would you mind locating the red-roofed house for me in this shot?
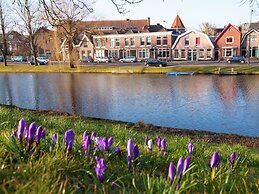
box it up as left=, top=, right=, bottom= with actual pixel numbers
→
left=214, top=23, right=241, bottom=60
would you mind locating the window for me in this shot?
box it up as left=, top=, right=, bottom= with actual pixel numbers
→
left=158, top=48, right=170, bottom=58
left=226, top=37, right=233, bottom=44
left=185, top=37, right=189, bottom=46
left=138, top=49, right=150, bottom=58
left=250, top=34, right=257, bottom=42
left=96, top=39, right=101, bottom=47
left=109, top=50, right=119, bottom=58
left=199, top=49, right=204, bottom=58
left=83, top=40, right=88, bottom=48
left=115, top=38, right=120, bottom=47
left=146, top=37, right=151, bottom=46
left=102, top=40, right=106, bottom=47
left=174, top=49, right=179, bottom=58
left=206, top=49, right=212, bottom=58
left=163, top=37, right=168, bottom=45
left=157, top=37, right=161, bottom=45
left=110, top=38, right=115, bottom=48
left=140, top=37, right=145, bottom=46
left=223, top=48, right=232, bottom=57
left=130, top=37, right=135, bottom=46
left=196, top=37, right=200, bottom=46
left=81, top=50, right=85, bottom=56
left=125, top=38, right=129, bottom=46
left=181, top=49, right=186, bottom=59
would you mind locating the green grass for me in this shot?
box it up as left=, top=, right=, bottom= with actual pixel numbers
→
left=1, top=63, right=259, bottom=74
left=0, top=105, right=258, bottom=193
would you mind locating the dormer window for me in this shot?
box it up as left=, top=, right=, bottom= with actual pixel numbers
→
left=226, top=37, right=233, bottom=44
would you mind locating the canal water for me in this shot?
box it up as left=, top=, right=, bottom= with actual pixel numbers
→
left=0, top=73, right=258, bottom=137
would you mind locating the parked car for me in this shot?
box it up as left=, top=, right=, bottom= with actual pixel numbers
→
left=119, top=56, right=136, bottom=63
left=94, top=56, right=111, bottom=63
left=29, top=57, right=48, bottom=65
left=0, top=56, right=3, bottom=62
left=227, top=56, right=245, bottom=64
left=80, top=56, right=93, bottom=63
left=11, top=55, right=27, bottom=62
left=145, top=59, right=167, bottom=67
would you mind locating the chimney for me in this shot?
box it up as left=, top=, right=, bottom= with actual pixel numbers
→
left=148, top=17, right=150, bottom=26
left=126, top=18, right=130, bottom=21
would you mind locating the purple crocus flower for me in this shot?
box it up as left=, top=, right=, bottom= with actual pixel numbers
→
left=52, top=133, right=57, bottom=144
left=188, top=142, right=194, bottom=155
left=96, top=137, right=110, bottom=152
left=64, top=129, right=75, bottom=153
left=112, top=147, right=121, bottom=154
left=91, top=131, right=96, bottom=141
left=210, top=151, right=220, bottom=169
left=41, top=130, right=46, bottom=138
left=95, top=156, right=106, bottom=182
left=133, top=144, right=139, bottom=160
left=144, top=135, right=148, bottom=146
left=27, top=122, right=36, bottom=148
left=35, top=126, right=43, bottom=145
left=161, top=138, right=166, bottom=153
left=157, top=136, right=161, bottom=150
left=83, top=131, right=88, bottom=142
left=230, top=152, right=236, bottom=166
left=183, top=156, right=191, bottom=174
left=108, top=137, right=114, bottom=148
left=17, top=118, right=27, bottom=145
left=13, top=130, right=17, bottom=137
left=177, top=157, right=184, bottom=176
left=168, top=162, right=176, bottom=185
left=83, top=135, right=91, bottom=157
left=127, top=139, right=134, bottom=167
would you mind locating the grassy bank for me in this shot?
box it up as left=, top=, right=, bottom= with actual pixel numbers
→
left=0, top=105, right=258, bottom=193
left=0, top=64, right=259, bottom=74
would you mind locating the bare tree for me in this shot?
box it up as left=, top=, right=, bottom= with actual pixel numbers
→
left=13, top=0, right=44, bottom=66
left=200, top=22, right=216, bottom=36
left=0, top=0, right=10, bottom=66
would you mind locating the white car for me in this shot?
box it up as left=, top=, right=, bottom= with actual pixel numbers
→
left=119, top=56, right=136, bottom=63
left=94, top=56, right=111, bottom=63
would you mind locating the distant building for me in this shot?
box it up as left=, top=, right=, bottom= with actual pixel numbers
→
left=7, top=31, right=30, bottom=56
left=241, top=29, right=259, bottom=58
left=170, top=14, right=185, bottom=34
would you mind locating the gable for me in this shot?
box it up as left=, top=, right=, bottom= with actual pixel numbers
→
left=214, top=24, right=241, bottom=43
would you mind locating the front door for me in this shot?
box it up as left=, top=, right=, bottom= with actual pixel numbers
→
left=193, top=49, right=197, bottom=61
left=188, top=49, right=192, bottom=60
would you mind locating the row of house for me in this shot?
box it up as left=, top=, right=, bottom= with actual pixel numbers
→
left=5, top=15, right=259, bottom=62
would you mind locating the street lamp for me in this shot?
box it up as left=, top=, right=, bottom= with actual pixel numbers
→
left=248, top=9, right=254, bottom=65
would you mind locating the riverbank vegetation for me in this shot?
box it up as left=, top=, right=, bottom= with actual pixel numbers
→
left=0, top=64, right=259, bottom=74
left=0, top=105, right=258, bottom=193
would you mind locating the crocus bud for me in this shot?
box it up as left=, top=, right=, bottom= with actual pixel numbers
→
left=168, top=162, right=176, bottom=185
left=177, top=157, right=184, bottom=177
left=27, top=122, right=36, bottom=148
left=183, top=156, right=191, bottom=174
left=17, top=118, right=27, bottom=145
left=83, top=135, right=91, bottom=157
left=161, top=138, right=166, bottom=153
left=147, top=139, right=152, bottom=151
left=230, top=152, right=236, bottom=167
left=133, top=144, right=139, bottom=160
left=108, top=137, right=114, bottom=148
left=13, top=130, right=17, bottom=137
left=210, top=151, right=220, bottom=169
left=64, top=129, right=75, bottom=153
left=41, top=130, right=46, bottom=138
left=188, top=142, right=194, bottom=155
left=35, top=126, right=43, bottom=145
left=52, top=133, right=57, bottom=144
left=127, top=139, right=134, bottom=167
left=95, top=156, right=106, bottom=182
left=83, top=131, right=88, bottom=142
left=156, top=136, right=161, bottom=149
left=91, top=131, right=96, bottom=141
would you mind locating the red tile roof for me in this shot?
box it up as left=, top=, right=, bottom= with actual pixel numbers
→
left=171, top=15, right=185, bottom=29
left=214, top=23, right=241, bottom=43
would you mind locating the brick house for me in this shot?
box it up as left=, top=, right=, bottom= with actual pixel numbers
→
left=214, top=23, right=241, bottom=60
left=172, top=29, right=214, bottom=61
left=7, top=31, right=30, bottom=57
left=241, top=29, right=259, bottom=58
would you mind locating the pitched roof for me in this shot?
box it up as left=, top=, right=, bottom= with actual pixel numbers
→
left=171, top=14, right=185, bottom=29
left=172, top=29, right=214, bottom=49
left=241, top=29, right=259, bottom=45
left=76, top=19, right=149, bottom=31
left=214, top=23, right=241, bottom=43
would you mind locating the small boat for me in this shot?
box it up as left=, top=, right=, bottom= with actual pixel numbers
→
left=167, top=71, right=195, bottom=75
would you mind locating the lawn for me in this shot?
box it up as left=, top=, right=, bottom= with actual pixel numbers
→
left=0, top=105, right=258, bottom=193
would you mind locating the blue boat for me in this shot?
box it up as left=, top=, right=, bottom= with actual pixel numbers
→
left=167, top=72, right=195, bottom=75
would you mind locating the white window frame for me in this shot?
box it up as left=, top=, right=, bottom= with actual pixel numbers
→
left=225, top=36, right=234, bottom=44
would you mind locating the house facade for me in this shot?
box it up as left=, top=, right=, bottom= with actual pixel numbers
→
left=172, top=30, right=214, bottom=61
left=214, top=23, right=241, bottom=60
left=241, top=29, right=259, bottom=58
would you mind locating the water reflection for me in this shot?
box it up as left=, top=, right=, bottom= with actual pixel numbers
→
left=0, top=73, right=258, bottom=137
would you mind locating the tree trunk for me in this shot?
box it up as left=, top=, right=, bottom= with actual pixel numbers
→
left=68, top=37, right=75, bottom=68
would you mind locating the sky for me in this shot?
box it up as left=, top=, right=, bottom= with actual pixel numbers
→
left=90, top=0, right=258, bottom=29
